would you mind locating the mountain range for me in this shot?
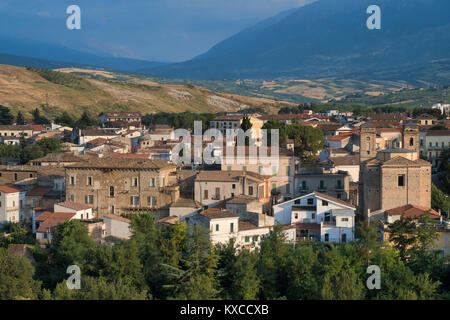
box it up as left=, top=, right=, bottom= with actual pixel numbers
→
left=148, top=0, right=450, bottom=82
left=0, top=0, right=449, bottom=84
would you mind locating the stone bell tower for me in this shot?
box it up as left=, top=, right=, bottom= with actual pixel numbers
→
left=402, top=123, right=420, bottom=158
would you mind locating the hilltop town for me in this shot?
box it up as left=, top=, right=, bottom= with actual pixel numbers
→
left=1, top=104, right=450, bottom=300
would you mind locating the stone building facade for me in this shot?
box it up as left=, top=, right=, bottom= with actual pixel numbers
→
left=359, top=123, right=431, bottom=220
left=65, top=159, right=178, bottom=218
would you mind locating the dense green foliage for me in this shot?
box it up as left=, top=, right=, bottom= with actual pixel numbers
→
left=1, top=214, right=448, bottom=300
left=262, top=120, right=324, bottom=160
left=0, top=105, right=14, bottom=125
left=439, top=148, right=450, bottom=195
left=0, top=137, right=62, bottom=164
left=432, top=184, right=450, bottom=218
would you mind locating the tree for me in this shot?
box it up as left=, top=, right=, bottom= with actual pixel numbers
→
left=287, top=123, right=324, bottom=161
left=21, top=144, right=44, bottom=164
left=431, top=184, right=450, bottom=219
left=52, top=276, right=149, bottom=300
left=262, top=120, right=287, bottom=147
left=0, top=248, right=42, bottom=300
left=439, top=148, right=450, bottom=194
left=164, top=225, right=219, bottom=300
left=227, top=249, right=261, bottom=300
left=240, top=116, right=253, bottom=146
left=32, top=108, right=50, bottom=125
left=55, top=111, right=75, bottom=127
left=38, top=138, right=62, bottom=155
left=389, top=217, right=419, bottom=261
left=257, top=225, right=289, bottom=299
left=0, top=105, right=14, bottom=125
left=16, top=111, right=25, bottom=125
left=76, top=111, right=98, bottom=129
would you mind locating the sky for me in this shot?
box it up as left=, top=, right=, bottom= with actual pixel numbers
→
left=0, top=0, right=315, bottom=62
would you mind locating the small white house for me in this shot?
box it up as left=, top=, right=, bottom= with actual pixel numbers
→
left=169, top=198, right=203, bottom=221
left=273, top=191, right=356, bottom=244
left=103, top=214, right=132, bottom=240
left=54, top=202, right=95, bottom=220
left=0, top=186, right=26, bottom=224
left=188, top=207, right=273, bottom=249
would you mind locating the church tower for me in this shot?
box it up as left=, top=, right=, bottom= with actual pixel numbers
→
left=359, top=123, right=377, bottom=162
left=402, top=123, right=420, bottom=158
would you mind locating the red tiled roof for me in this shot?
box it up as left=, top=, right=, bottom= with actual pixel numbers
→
left=327, top=133, right=353, bottom=141
left=0, top=185, right=21, bottom=193
left=28, top=124, right=46, bottom=132
left=385, top=204, right=440, bottom=219
left=36, top=212, right=76, bottom=233
left=36, top=211, right=75, bottom=223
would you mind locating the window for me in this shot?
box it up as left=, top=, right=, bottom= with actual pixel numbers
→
left=85, top=195, right=94, bottom=204
left=227, top=166, right=232, bottom=171
left=286, top=183, right=290, bottom=194
left=322, top=200, right=328, bottom=206
left=294, top=213, right=298, bottom=219
left=324, top=234, right=329, bottom=242
left=70, top=176, right=75, bottom=185
left=230, top=223, right=234, bottom=232
left=14, top=173, right=18, bottom=181
left=272, top=166, right=277, bottom=176
left=398, top=175, right=405, bottom=187
left=232, top=184, right=236, bottom=189
left=342, top=234, right=347, bottom=243
left=258, top=166, right=262, bottom=174
left=311, top=213, right=316, bottom=219
left=342, top=218, right=349, bottom=222
left=410, top=137, right=414, bottom=147
left=215, top=188, right=220, bottom=199
left=429, top=142, right=432, bottom=147
left=249, top=186, right=254, bottom=196
left=70, top=195, right=74, bottom=202
left=29, top=173, right=33, bottom=178
left=242, top=166, right=247, bottom=172
left=337, top=180, right=342, bottom=189
left=162, top=177, right=166, bottom=187
left=307, top=198, right=314, bottom=205
left=301, top=181, right=307, bottom=190
left=216, top=224, right=219, bottom=232
left=81, top=214, right=84, bottom=220
left=132, top=178, right=138, bottom=187
left=252, top=236, right=258, bottom=243
left=130, top=196, right=140, bottom=206
left=204, top=190, right=208, bottom=200
left=151, top=178, right=156, bottom=187
left=19, top=200, right=23, bottom=209
left=87, top=177, right=92, bottom=186
left=109, top=186, right=115, bottom=197
left=319, top=180, right=325, bottom=189
left=245, top=236, right=250, bottom=243
left=286, top=166, right=291, bottom=176
left=272, top=183, right=276, bottom=191
left=109, top=205, right=115, bottom=214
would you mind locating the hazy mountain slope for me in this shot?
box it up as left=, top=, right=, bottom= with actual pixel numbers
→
left=148, top=0, right=450, bottom=82
left=0, top=64, right=290, bottom=118
left=0, top=37, right=166, bottom=72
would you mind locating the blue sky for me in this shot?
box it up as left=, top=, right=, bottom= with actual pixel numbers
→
left=0, top=0, right=314, bottom=62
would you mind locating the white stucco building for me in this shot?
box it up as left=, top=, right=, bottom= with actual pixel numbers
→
left=0, top=186, right=26, bottom=224
left=273, top=191, right=356, bottom=244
